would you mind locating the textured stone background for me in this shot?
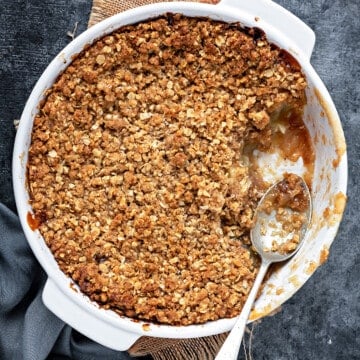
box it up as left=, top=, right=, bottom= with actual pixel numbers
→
left=0, top=0, right=359, bottom=359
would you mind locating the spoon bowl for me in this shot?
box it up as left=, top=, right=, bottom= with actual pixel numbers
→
left=215, top=174, right=312, bottom=360
left=251, top=174, right=312, bottom=263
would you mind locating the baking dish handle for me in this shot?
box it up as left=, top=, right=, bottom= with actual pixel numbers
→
left=218, top=0, right=316, bottom=59
left=42, top=278, right=141, bottom=351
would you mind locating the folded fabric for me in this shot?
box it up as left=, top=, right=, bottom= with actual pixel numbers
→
left=0, top=204, right=134, bottom=360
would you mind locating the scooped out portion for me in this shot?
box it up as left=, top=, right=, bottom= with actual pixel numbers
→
left=27, top=14, right=314, bottom=325
left=258, top=173, right=311, bottom=255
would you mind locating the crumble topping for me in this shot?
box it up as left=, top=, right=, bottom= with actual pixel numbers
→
left=28, top=14, right=307, bottom=325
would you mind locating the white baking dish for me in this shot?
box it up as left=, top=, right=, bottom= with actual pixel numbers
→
left=12, top=0, right=347, bottom=351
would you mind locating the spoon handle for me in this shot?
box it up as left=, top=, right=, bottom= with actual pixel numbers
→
left=215, top=260, right=271, bottom=360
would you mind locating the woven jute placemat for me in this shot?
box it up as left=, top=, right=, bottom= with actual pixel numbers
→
left=88, top=0, right=219, bottom=27
left=88, top=1, right=228, bottom=359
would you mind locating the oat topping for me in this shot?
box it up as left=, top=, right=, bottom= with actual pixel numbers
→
left=27, top=14, right=307, bottom=325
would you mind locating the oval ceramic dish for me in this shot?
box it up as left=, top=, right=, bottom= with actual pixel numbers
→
left=13, top=0, right=347, bottom=351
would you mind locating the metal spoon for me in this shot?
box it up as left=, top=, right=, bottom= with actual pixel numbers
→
left=215, top=175, right=312, bottom=360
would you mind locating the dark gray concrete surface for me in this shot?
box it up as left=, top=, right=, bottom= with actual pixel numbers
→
left=0, top=1, right=359, bottom=359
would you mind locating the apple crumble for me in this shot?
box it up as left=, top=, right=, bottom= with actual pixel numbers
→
left=27, top=14, right=309, bottom=325
left=259, top=173, right=310, bottom=254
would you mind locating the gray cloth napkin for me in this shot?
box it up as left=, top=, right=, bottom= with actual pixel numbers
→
left=0, top=203, right=134, bottom=360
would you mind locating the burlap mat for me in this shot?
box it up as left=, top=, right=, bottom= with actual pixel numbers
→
left=88, top=1, right=229, bottom=359
left=88, top=0, right=219, bottom=27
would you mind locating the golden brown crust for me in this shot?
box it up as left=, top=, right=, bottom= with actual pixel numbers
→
left=28, top=14, right=307, bottom=325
